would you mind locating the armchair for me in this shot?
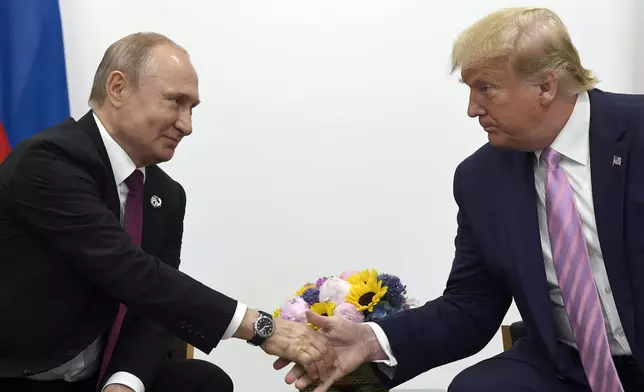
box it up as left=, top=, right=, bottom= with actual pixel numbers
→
left=501, top=321, right=526, bottom=350
left=166, top=336, right=194, bottom=359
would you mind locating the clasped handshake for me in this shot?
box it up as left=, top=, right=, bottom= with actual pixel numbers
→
left=260, top=310, right=384, bottom=392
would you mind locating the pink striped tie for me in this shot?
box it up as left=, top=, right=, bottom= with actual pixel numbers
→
left=542, top=147, right=623, bottom=392
left=96, top=170, right=144, bottom=390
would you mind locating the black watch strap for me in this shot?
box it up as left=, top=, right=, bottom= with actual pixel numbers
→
left=248, top=310, right=273, bottom=346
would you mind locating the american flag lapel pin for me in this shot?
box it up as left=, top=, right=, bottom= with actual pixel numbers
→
left=612, top=155, right=622, bottom=166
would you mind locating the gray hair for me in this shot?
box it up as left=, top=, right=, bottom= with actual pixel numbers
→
left=88, top=32, right=185, bottom=107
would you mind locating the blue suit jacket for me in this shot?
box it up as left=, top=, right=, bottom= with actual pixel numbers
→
left=376, top=89, right=644, bottom=387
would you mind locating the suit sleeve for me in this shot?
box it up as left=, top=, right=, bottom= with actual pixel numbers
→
left=7, top=141, right=237, bottom=354
left=372, top=163, right=512, bottom=387
left=103, top=183, right=188, bottom=390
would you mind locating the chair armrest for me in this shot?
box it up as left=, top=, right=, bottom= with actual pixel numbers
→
left=501, top=321, right=527, bottom=351
left=167, top=336, right=192, bottom=359
left=509, top=321, right=526, bottom=343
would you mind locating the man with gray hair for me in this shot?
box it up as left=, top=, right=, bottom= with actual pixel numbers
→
left=0, top=32, right=335, bottom=392
left=280, top=7, right=644, bottom=392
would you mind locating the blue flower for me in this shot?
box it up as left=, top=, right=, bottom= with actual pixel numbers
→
left=302, top=288, right=320, bottom=306
left=377, top=273, right=406, bottom=310
left=365, top=301, right=393, bottom=321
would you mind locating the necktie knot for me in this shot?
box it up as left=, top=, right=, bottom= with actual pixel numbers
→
left=124, top=170, right=144, bottom=197
left=541, top=147, right=562, bottom=170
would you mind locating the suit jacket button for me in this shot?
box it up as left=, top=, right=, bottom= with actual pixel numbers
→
left=23, top=369, right=32, bottom=375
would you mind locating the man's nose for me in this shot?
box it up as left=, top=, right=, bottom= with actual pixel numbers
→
left=176, top=109, right=193, bottom=135
left=467, top=91, right=486, bottom=118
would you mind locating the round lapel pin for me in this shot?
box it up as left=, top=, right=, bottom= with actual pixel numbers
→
left=150, top=195, right=162, bottom=208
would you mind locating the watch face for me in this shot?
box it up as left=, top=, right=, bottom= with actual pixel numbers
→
left=256, top=316, right=274, bottom=337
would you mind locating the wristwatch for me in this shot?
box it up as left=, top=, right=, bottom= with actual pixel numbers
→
left=247, top=310, right=275, bottom=346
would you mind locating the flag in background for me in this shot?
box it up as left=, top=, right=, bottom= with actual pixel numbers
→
left=0, top=0, right=70, bottom=163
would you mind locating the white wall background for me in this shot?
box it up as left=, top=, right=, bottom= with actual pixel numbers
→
left=58, top=1, right=638, bottom=390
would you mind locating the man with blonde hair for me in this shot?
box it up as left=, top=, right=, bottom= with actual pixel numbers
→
left=279, top=7, right=644, bottom=392
left=0, top=32, right=336, bottom=392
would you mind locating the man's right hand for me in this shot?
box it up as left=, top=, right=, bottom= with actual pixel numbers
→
left=234, top=309, right=337, bottom=382
left=261, top=316, right=337, bottom=382
left=273, top=311, right=386, bottom=392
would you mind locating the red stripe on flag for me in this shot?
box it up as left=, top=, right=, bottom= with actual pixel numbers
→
left=0, top=122, right=11, bottom=163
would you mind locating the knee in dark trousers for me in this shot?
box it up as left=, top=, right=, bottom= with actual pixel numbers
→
left=448, top=360, right=501, bottom=392
left=448, top=360, right=506, bottom=392
left=151, top=358, right=233, bottom=392
left=447, top=356, right=582, bottom=392
left=190, top=359, right=233, bottom=392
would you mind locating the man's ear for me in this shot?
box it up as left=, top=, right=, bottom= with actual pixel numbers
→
left=105, top=71, right=130, bottom=108
left=538, top=72, right=558, bottom=106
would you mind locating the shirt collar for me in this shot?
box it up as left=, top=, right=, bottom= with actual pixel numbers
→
left=534, top=91, right=590, bottom=166
left=93, top=112, right=146, bottom=186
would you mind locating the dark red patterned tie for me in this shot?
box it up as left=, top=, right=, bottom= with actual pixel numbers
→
left=96, top=170, right=144, bottom=390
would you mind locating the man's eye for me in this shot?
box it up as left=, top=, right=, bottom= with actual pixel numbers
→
left=480, top=85, right=491, bottom=93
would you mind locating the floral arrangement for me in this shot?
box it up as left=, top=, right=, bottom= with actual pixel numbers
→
left=273, top=269, right=418, bottom=327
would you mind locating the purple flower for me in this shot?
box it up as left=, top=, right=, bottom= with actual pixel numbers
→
left=302, top=288, right=320, bottom=306
left=378, top=273, right=406, bottom=310
left=315, top=277, right=328, bottom=288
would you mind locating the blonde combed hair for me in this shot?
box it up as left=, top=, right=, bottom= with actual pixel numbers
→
left=450, top=7, right=598, bottom=95
left=89, top=32, right=185, bottom=107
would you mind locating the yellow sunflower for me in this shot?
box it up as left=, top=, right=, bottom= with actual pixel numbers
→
left=346, top=269, right=378, bottom=285
left=310, top=301, right=336, bottom=317
left=308, top=301, right=336, bottom=329
left=295, top=283, right=316, bottom=297
left=346, top=277, right=387, bottom=312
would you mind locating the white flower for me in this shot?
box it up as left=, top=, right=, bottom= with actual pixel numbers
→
left=319, top=277, right=352, bottom=305
left=405, top=298, right=420, bottom=309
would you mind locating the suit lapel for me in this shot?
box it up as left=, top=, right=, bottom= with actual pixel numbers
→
left=78, top=110, right=168, bottom=252
left=501, top=151, right=559, bottom=356
left=77, top=111, right=120, bottom=218
left=587, top=90, right=634, bottom=340
left=141, top=166, right=165, bottom=253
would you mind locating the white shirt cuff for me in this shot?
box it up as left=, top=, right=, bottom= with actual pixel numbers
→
left=365, top=322, right=398, bottom=367
left=222, top=302, right=247, bottom=340
left=102, top=371, right=145, bottom=392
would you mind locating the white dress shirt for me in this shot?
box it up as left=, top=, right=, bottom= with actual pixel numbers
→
left=28, top=112, right=247, bottom=391
left=368, top=91, right=632, bottom=374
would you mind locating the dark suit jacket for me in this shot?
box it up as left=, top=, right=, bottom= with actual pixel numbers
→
left=375, top=89, right=644, bottom=387
left=0, top=111, right=237, bottom=384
